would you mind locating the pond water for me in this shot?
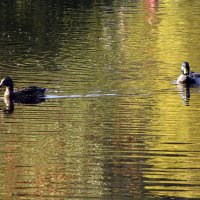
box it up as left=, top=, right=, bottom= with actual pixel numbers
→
left=1, top=0, right=200, bottom=199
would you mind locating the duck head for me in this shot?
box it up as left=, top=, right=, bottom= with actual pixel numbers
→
left=0, top=77, right=14, bottom=91
left=181, top=62, right=190, bottom=75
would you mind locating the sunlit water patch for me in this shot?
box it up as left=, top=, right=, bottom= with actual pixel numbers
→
left=1, top=0, right=200, bottom=199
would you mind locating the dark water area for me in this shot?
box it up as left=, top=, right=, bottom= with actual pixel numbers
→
left=1, top=0, right=200, bottom=199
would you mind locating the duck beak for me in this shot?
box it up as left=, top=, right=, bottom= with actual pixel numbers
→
left=183, top=67, right=188, bottom=75
left=181, top=65, right=189, bottom=75
left=0, top=80, right=3, bottom=87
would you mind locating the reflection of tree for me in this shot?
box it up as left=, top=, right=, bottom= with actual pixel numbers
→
left=2, top=0, right=200, bottom=199
left=0, top=0, right=120, bottom=73
left=144, top=0, right=159, bottom=25
left=0, top=0, right=116, bottom=48
left=96, top=95, right=153, bottom=199
left=0, top=0, right=63, bottom=64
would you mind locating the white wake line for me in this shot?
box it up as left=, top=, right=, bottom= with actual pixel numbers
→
left=43, top=93, right=117, bottom=99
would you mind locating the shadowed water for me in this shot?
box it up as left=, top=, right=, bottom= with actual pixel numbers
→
left=1, top=0, right=200, bottom=199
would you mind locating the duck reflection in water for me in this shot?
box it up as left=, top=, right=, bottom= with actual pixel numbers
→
left=2, top=98, right=14, bottom=114
left=177, top=85, right=190, bottom=106
left=0, top=77, right=46, bottom=113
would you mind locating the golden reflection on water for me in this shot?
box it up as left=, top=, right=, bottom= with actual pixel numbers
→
left=0, top=100, right=107, bottom=199
left=109, top=0, right=200, bottom=198
left=1, top=0, right=200, bottom=199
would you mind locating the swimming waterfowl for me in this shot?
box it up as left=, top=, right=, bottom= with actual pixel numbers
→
left=0, top=77, right=46, bottom=104
left=177, top=62, right=200, bottom=85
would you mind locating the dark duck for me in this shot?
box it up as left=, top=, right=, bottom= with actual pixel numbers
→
left=177, top=62, right=200, bottom=85
left=0, top=77, right=46, bottom=104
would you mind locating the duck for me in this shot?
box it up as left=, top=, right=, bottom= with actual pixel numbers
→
left=177, top=62, right=200, bottom=85
left=0, top=76, right=46, bottom=104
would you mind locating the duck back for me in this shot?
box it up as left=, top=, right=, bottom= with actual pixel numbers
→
left=14, top=86, right=46, bottom=104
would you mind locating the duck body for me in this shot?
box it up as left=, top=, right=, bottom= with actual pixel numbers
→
left=13, top=86, right=46, bottom=104
left=0, top=77, right=46, bottom=104
left=177, top=62, right=200, bottom=85
left=177, top=74, right=195, bottom=85
left=189, top=72, right=200, bottom=84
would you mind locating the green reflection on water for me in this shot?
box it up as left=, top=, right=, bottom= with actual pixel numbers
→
left=0, top=0, right=200, bottom=199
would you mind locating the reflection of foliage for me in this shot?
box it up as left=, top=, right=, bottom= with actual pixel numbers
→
left=0, top=0, right=124, bottom=76
left=0, top=0, right=64, bottom=50
left=0, top=0, right=120, bottom=69
left=0, top=0, right=115, bottom=38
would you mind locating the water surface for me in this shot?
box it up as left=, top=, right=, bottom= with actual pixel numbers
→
left=1, top=0, right=200, bottom=199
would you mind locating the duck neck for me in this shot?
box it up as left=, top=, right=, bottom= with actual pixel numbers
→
left=5, top=86, right=14, bottom=99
